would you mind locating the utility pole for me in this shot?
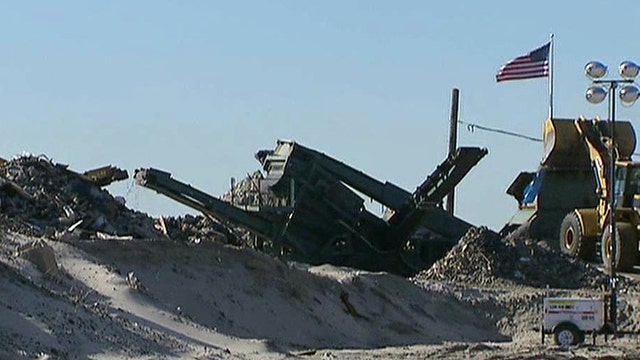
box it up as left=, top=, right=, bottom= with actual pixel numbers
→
left=585, top=59, right=640, bottom=334
left=446, top=88, right=460, bottom=215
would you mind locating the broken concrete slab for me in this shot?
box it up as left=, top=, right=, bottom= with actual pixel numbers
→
left=15, top=240, right=61, bottom=282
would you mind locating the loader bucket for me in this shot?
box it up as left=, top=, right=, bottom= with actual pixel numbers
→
left=612, top=122, right=636, bottom=161
left=542, top=118, right=591, bottom=169
left=541, top=118, right=637, bottom=168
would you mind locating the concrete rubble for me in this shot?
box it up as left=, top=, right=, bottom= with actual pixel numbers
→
left=0, top=155, right=160, bottom=239
left=220, top=170, right=281, bottom=207
left=0, top=155, right=270, bottom=249
left=15, top=239, right=61, bottom=282
left=415, top=227, right=609, bottom=289
left=159, top=214, right=242, bottom=245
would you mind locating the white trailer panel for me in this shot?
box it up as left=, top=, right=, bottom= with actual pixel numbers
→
left=543, top=297, right=604, bottom=332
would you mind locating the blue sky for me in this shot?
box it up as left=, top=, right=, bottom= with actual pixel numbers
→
left=1, top=1, right=639, bottom=230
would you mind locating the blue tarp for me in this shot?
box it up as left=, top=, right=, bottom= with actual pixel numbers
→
left=522, top=169, right=545, bottom=205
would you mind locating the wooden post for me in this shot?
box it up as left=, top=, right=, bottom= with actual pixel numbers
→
left=230, top=177, right=236, bottom=205
left=446, top=88, right=459, bottom=215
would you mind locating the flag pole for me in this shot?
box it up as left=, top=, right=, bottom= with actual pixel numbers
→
left=549, top=33, right=554, bottom=120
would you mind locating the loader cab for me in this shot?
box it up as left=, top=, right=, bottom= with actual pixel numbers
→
left=614, top=163, right=640, bottom=209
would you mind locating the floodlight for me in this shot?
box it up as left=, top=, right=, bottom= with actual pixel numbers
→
left=619, top=85, right=640, bottom=105
left=585, top=61, right=607, bottom=79
left=619, top=61, right=640, bottom=78
left=586, top=86, right=607, bottom=104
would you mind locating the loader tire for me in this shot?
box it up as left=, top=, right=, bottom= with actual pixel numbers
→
left=559, top=212, right=595, bottom=260
left=601, top=223, right=638, bottom=272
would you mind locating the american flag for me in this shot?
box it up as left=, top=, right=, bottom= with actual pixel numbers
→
left=496, top=42, right=550, bottom=82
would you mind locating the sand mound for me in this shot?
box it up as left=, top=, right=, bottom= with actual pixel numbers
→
left=0, top=230, right=510, bottom=358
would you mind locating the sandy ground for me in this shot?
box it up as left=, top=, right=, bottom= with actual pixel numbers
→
left=1, top=231, right=640, bottom=359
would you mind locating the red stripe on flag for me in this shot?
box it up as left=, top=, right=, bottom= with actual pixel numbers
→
left=496, top=42, right=550, bottom=82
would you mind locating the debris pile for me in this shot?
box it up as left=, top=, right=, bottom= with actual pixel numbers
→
left=416, top=227, right=608, bottom=289
left=0, top=155, right=159, bottom=239
left=220, top=170, right=281, bottom=207
left=159, top=215, right=242, bottom=245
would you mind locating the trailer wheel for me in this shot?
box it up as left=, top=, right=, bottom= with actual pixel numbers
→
left=601, top=223, right=638, bottom=272
left=559, top=212, right=595, bottom=260
left=553, top=323, right=583, bottom=346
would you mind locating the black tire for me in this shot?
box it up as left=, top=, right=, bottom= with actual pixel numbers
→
left=559, top=212, right=595, bottom=260
left=601, top=223, right=638, bottom=272
left=553, top=323, right=583, bottom=346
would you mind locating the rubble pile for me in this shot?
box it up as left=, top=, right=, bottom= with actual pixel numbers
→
left=0, top=156, right=160, bottom=239
left=416, top=227, right=608, bottom=289
left=220, top=171, right=282, bottom=207
left=160, top=214, right=241, bottom=245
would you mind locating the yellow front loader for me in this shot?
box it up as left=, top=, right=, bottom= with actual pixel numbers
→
left=554, top=118, right=639, bottom=270
left=504, top=117, right=640, bottom=271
